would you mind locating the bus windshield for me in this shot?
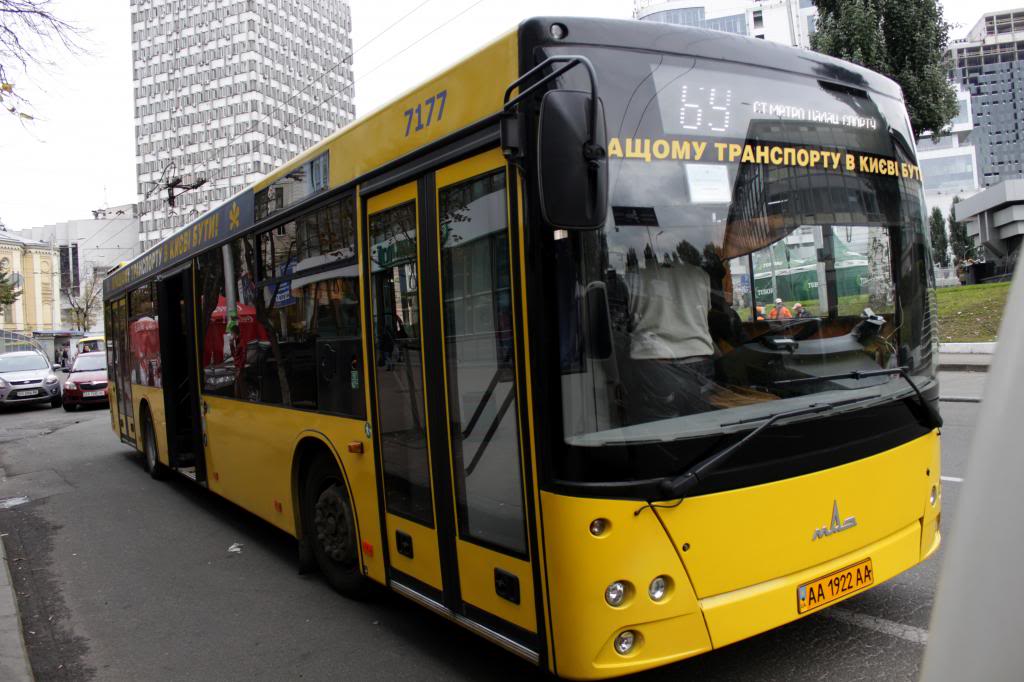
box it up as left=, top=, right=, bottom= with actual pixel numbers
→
left=549, top=49, right=936, bottom=451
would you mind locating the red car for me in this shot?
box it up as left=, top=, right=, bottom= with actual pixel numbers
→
left=63, top=352, right=110, bottom=410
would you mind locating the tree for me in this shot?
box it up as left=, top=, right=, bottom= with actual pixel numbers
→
left=0, top=266, right=20, bottom=309
left=929, top=206, right=949, bottom=267
left=812, top=0, right=958, bottom=137
left=948, top=195, right=976, bottom=265
left=0, top=0, right=79, bottom=121
left=63, top=274, right=102, bottom=331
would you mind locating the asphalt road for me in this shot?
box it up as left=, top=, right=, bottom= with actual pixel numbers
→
left=0, top=391, right=978, bottom=681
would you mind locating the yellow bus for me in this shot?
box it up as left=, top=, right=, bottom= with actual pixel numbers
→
left=103, top=17, right=943, bottom=678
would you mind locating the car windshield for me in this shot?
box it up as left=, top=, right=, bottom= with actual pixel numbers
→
left=73, top=355, right=107, bottom=372
left=0, top=354, right=49, bottom=373
left=547, top=48, right=936, bottom=448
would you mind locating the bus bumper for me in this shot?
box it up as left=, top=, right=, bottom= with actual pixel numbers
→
left=700, top=519, right=932, bottom=648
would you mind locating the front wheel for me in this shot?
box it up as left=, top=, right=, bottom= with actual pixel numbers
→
left=142, top=410, right=167, bottom=480
left=303, top=456, right=368, bottom=598
left=62, top=402, right=75, bottom=412
left=50, top=396, right=62, bottom=408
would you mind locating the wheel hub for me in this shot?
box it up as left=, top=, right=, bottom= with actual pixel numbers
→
left=314, top=485, right=352, bottom=564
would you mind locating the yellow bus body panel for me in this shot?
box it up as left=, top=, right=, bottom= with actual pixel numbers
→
left=539, top=492, right=712, bottom=679
left=655, top=430, right=941, bottom=599
left=699, top=520, right=923, bottom=648
left=385, top=513, right=443, bottom=592
left=541, top=430, right=941, bottom=679
left=455, top=539, right=537, bottom=633
left=202, top=396, right=384, bottom=583
left=131, top=385, right=167, bottom=465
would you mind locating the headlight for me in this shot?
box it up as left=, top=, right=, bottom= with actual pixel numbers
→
left=65, top=381, right=77, bottom=390
left=605, top=581, right=628, bottom=607
left=44, top=374, right=58, bottom=384
left=648, top=576, right=670, bottom=601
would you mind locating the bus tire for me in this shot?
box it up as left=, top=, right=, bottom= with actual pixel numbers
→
left=303, top=456, right=367, bottom=598
left=141, top=408, right=167, bottom=481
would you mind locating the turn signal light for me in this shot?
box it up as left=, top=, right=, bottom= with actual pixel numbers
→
left=348, top=441, right=364, bottom=454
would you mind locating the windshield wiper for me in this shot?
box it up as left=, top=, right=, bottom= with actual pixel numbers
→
left=772, top=366, right=942, bottom=429
left=657, top=402, right=837, bottom=500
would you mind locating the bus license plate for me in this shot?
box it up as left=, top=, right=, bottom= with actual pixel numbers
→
left=797, top=558, right=873, bottom=614
left=84, top=391, right=104, bottom=397
left=18, top=389, right=40, bottom=397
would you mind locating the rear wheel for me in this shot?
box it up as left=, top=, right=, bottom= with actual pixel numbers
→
left=303, top=455, right=367, bottom=598
left=142, top=409, right=167, bottom=480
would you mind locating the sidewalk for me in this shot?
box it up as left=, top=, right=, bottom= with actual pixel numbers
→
left=0, top=529, right=33, bottom=682
left=937, top=342, right=994, bottom=373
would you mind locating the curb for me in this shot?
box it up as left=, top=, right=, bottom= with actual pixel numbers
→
left=0, top=534, right=33, bottom=682
left=939, top=342, right=997, bottom=355
left=937, top=363, right=989, bottom=373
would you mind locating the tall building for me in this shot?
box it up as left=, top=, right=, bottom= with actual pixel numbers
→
left=634, top=0, right=818, bottom=49
left=948, top=9, right=1024, bottom=188
left=915, top=86, right=981, bottom=219
left=20, top=204, right=140, bottom=331
left=131, top=0, right=355, bottom=248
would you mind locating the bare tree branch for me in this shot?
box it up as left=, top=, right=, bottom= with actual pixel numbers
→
left=0, top=0, right=82, bottom=120
left=62, top=273, right=102, bottom=331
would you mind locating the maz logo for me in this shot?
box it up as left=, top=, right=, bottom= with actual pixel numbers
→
left=812, top=500, right=857, bottom=540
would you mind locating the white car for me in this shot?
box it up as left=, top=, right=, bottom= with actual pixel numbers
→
left=0, top=351, right=62, bottom=408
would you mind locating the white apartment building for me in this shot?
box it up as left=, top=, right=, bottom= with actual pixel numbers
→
left=131, top=0, right=355, bottom=248
left=634, top=0, right=819, bottom=48
left=19, top=204, right=140, bottom=331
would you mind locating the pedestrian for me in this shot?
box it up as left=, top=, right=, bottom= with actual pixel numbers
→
left=793, top=303, right=811, bottom=318
left=768, top=298, right=792, bottom=320
left=380, top=324, right=395, bottom=371
left=61, top=347, right=69, bottom=369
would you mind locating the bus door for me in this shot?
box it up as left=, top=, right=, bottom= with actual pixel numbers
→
left=104, top=302, right=121, bottom=437
left=111, top=296, right=135, bottom=443
left=156, top=264, right=206, bottom=482
left=366, top=151, right=538, bottom=658
left=366, top=182, right=446, bottom=596
left=431, top=150, right=537, bottom=653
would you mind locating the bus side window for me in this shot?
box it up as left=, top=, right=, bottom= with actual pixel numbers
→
left=195, top=197, right=364, bottom=415
left=196, top=238, right=260, bottom=399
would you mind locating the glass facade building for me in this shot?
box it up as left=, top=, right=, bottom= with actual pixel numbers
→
left=634, top=0, right=818, bottom=48
left=948, top=9, right=1024, bottom=187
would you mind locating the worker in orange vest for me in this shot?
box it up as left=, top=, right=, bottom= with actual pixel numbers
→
left=768, top=298, right=793, bottom=320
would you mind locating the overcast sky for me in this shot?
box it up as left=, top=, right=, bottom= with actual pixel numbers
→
left=0, top=0, right=1016, bottom=231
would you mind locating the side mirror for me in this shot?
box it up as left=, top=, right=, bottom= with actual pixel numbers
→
left=53, top=364, right=61, bottom=371
left=538, top=90, right=608, bottom=229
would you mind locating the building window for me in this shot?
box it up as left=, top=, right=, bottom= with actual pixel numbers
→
left=59, top=244, right=80, bottom=292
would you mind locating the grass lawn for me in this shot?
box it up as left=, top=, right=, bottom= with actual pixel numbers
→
left=935, top=281, right=1011, bottom=343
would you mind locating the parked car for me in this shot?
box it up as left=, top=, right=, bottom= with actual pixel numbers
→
left=0, top=350, right=62, bottom=408
left=62, top=351, right=110, bottom=411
